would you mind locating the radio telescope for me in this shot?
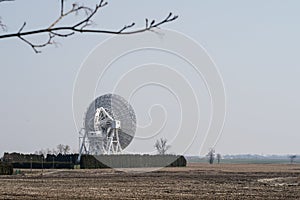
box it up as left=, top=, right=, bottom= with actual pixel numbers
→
left=78, top=94, right=136, bottom=160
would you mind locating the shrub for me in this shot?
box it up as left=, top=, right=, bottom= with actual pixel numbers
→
left=0, top=162, right=13, bottom=175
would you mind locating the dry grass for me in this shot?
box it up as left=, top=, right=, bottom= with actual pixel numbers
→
left=0, top=163, right=299, bottom=199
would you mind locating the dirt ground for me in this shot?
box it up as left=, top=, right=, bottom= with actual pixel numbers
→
left=0, top=163, right=299, bottom=199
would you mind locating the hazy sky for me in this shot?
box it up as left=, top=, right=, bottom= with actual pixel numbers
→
left=0, top=0, right=299, bottom=156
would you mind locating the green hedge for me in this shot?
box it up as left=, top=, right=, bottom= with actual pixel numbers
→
left=80, top=154, right=187, bottom=169
left=0, top=162, right=13, bottom=175
left=11, top=162, right=74, bottom=169
left=3, top=153, right=79, bottom=169
left=3, top=152, right=186, bottom=169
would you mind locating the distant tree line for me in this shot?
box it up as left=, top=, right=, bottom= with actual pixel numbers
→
left=34, top=144, right=72, bottom=157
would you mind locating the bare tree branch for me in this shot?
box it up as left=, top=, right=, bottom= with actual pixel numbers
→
left=60, top=0, right=64, bottom=16
left=48, top=1, right=96, bottom=29
left=0, top=0, right=178, bottom=53
left=18, top=33, right=55, bottom=54
left=18, top=22, right=26, bottom=33
left=17, top=23, right=57, bottom=53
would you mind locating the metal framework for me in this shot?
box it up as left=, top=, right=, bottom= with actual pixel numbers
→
left=77, top=94, right=136, bottom=162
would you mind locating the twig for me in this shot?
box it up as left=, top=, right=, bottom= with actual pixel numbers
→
left=0, top=0, right=178, bottom=53
left=48, top=2, right=95, bottom=29
left=18, top=33, right=55, bottom=53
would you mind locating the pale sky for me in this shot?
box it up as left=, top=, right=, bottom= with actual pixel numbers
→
left=0, top=0, right=299, bottom=156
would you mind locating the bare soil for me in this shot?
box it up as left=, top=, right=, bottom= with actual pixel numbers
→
left=0, top=163, right=300, bottom=199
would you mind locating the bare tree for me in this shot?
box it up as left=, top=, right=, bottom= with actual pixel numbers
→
left=0, top=0, right=178, bottom=53
left=37, top=149, right=46, bottom=157
left=46, top=148, right=52, bottom=155
left=154, top=138, right=170, bottom=155
left=52, top=148, right=58, bottom=156
left=34, top=146, right=63, bottom=156
left=289, top=155, right=297, bottom=164
left=57, top=144, right=64, bottom=154
left=207, top=148, right=215, bottom=164
left=63, top=145, right=71, bottom=155
left=216, top=153, right=221, bottom=164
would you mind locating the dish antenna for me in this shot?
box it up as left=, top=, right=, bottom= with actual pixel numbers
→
left=78, top=94, right=136, bottom=162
